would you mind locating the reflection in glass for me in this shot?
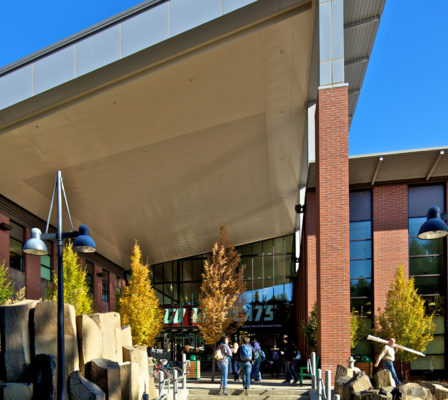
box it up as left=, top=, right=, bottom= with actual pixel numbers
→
left=350, top=260, right=372, bottom=279
left=191, top=282, right=201, bottom=304
left=181, top=282, right=191, bottom=304
left=274, top=237, right=283, bottom=254
left=182, top=260, right=192, bottom=281
left=414, top=276, right=445, bottom=296
left=284, top=235, right=293, bottom=253
left=264, top=256, right=273, bottom=280
left=273, top=255, right=285, bottom=278
left=409, top=217, right=426, bottom=237
left=350, top=241, right=372, bottom=260
left=409, top=238, right=444, bottom=256
left=192, top=259, right=203, bottom=280
left=350, top=221, right=372, bottom=241
left=263, top=239, right=273, bottom=255
left=253, top=257, right=262, bottom=279
left=350, top=278, right=372, bottom=297
left=410, top=256, right=445, bottom=275
left=164, top=262, right=173, bottom=282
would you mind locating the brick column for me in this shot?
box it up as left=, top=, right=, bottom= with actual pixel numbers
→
left=24, top=228, right=42, bottom=299
left=372, top=185, right=409, bottom=314
left=0, top=214, right=10, bottom=267
left=93, top=264, right=103, bottom=312
left=109, top=272, right=117, bottom=312
left=305, top=191, right=318, bottom=317
left=316, top=85, right=350, bottom=374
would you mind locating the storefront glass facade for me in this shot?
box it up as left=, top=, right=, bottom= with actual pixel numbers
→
left=408, top=184, right=446, bottom=371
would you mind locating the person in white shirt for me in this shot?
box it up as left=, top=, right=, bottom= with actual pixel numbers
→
left=374, top=338, right=401, bottom=385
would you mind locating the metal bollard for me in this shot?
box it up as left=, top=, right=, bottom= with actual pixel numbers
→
left=159, top=370, right=164, bottom=397
left=311, top=352, right=317, bottom=390
left=317, top=369, right=322, bottom=400
left=182, top=353, right=187, bottom=389
left=325, top=370, right=332, bottom=400
left=173, top=368, right=178, bottom=400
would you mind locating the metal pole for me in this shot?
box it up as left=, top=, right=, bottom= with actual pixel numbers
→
left=159, top=370, right=164, bottom=397
left=317, top=369, right=322, bottom=400
left=56, top=170, right=66, bottom=400
left=173, top=369, right=178, bottom=400
left=182, top=353, right=187, bottom=389
left=325, top=370, right=332, bottom=400
left=311, top=352, right=317, bottom=390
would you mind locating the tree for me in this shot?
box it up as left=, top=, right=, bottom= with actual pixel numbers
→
left=303, top=302, right=318, bottom=351
left=119, top=241, right=163, bottom=346
left=198, top=226, right=246, bottom=346
left=350, top=309, right=360, bottom=350
left=375, top=265, right=435, bottom=363
left=0, top=261, right=14, bottom=305
left=46, top=242, right=93, bottom=315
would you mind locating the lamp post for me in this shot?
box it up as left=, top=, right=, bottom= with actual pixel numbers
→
left=417, top=206, right=448, bottom=240
left=23, top=171, right=96, bottom=400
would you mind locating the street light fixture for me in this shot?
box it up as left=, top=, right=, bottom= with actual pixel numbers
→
left=417, top=206, right=448, bottom=240
left=23, top=171, right=96, bottom=400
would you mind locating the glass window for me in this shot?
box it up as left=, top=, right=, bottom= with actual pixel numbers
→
left=350, top=221, right=372, bottom=241
left=284, top=235, right=294, bottom=254
left=153, top=263, right=163, bottom=283
left=410, top=256, right=445, bottom=275
left=240, top=244, right=252, bottom=256
left=253, top=242, right=262, bottom=255
left=409, top=237, right=444, bottom=256
left=192, top=259, right=202, bottom=281
left=85, top=261, right=93, bottom=295
left=164, top=262, right=173, bottom=282
left=182, top=260, right=192, bottom=281
left=253, top=257, right=262, bottom=280
left=262, top=239, right=273, bottom=255
left=350, top=279, right=372, bottom=298
left=409, top=185, right=444, bottom=218
left=264, top=255, right=273, bottom=280
left=102, top=279, right=109, bottom=302
left=181, top=282, right=191, bottom=304
left=9, top=238, right=24, bottom=271
left=349, top=191, right=372, bottom=221
left=350, top=260, right=372, bottom=279
left=40, top=255, right=51, bottom=281
left=273, top=237, right=283, bottom=254
left=350, top=241, right=372, bottom=260
left=273, top=255, right=285, bottom=278
left=413, top=276, right=445, bottom=296
left=191, top=282, right=201, bottom=305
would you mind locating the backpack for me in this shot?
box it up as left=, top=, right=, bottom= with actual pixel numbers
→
left=240, top=344, right=253, bottom=362
left=259, top=349, right=266, bottom=361
left=215, top=346, right=224, bottom=361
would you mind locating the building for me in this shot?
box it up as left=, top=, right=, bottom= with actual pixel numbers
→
left=2, top=0, right=444, bottom=377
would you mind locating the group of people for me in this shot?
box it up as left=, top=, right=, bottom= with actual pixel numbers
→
left=215, top=334, right=301, bottom=396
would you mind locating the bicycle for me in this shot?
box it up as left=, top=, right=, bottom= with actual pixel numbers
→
left=152, top=359, right=183, bottom=384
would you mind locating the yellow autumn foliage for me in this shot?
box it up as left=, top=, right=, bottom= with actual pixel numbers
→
left=119, top=241, right=163, bottom=346
left=198, top=226, right=246, bottom=345
left=375, top=265, right=435, bottom=362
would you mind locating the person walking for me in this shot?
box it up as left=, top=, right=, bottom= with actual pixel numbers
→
left=239, top=337, right=254, bottom=396
left=251, top=339, right=265, bottom=382
left=280, top=335, right=299, bottom=384
left=374, top=338, right=401, bottom=386
left=215, top=336, right=233, bottom=395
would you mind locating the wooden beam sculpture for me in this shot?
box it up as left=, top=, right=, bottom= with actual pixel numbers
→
left=367, top=335, right=425, bottom=357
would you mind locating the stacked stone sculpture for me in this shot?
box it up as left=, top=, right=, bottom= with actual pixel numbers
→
left=0, top=300, right=154, bottom=399
left=335, top=362, right=448, bottom=400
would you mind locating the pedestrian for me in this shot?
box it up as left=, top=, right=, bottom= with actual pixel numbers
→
left=239, top=336, right=255, bottom=396
left=251, top=339, right=265, bottom=382
left=271, top=345, right=281, bottom=377
left=374, top=338, right=401, bottom=386
left=232, top=342, right=240, bottom=381
left=215, top=336, right=233, bottom=395
left=280, top=335, right=299, bottom=384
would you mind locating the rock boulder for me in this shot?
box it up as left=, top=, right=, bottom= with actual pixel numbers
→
left=374, top=369, right=396, bottom=389
left=68, top=370, right=105, bottom=400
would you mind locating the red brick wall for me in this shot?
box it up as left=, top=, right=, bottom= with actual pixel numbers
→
left=93, top=264, right=103, bottom=312
left=0, top=214, right=10, bottom=267
left=305, top=191, right=318, bottom=317
left=316, top=85, right=350, bottom=375
left=24, top=228, right=42, bottom=299
left=372, top=185, right=409, bottom=314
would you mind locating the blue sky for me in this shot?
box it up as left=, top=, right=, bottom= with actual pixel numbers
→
left=1, top=1, right=446, bottom=156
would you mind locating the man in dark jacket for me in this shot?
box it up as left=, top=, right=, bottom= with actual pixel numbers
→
left=280, top=335, right=299, bottom=384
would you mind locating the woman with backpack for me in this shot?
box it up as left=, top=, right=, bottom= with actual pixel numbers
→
left=215, top=336, right=233, bottom=396
left=238, top=337, right=255, bottom=396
